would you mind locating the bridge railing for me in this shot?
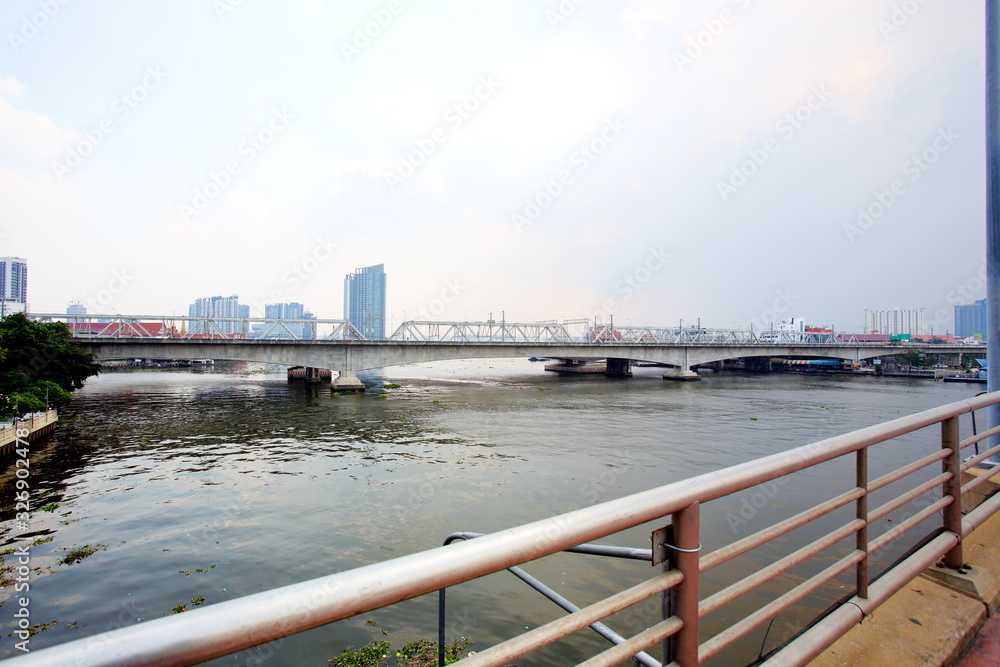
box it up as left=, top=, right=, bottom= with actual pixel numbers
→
left=32, top=313, right=981, bottom=349
left=28, top=314, right=365, bottom=341
left=10, top=392, right=1000, bottom=666
left=387, top=320, right=863, bottom=345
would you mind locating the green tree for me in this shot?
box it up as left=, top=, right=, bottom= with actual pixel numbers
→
left=891, top=351, right=933, bottom=368
left=0, top=313, right=101, bottom=419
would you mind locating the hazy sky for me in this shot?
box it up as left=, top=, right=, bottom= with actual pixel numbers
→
left=0, top=1, right=988, bottom=334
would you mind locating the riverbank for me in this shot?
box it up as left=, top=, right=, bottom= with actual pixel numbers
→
left=0, top=409, right=58, bottom=457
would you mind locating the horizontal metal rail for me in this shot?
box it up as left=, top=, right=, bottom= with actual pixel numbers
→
left=963, top=441, right=1000, bottom=472
left=440, top=533, right=657, bottom=666
left=700, top=486, right=863, bottom=572
left=868, top=473, right=950, bottom=523
left=505, top=566, right=661, bottom=667
left=455, top=569, right=682, bottom=667
left=961, top=423, right=1000, bottom=450
left=9, top=393, right=1000, bottom=667
left=699, top=519, right=866, bottom=617
left=868, top=449, right=949, bottom=493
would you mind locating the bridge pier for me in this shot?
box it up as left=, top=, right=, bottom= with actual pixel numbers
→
left=663, top=368, right=701, bottom=382
left=332, top=370, right=365, bottom=393
left=605, top=358, right=632, bottom=378
left=287, top=366, right=332, bottom=383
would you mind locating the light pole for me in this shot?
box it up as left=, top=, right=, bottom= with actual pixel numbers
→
left=989, top=0, right=1000, bottom=464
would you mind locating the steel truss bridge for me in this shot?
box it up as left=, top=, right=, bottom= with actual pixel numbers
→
left=34, top=313, right=877, bottom=345
left=30, top=313, right=983, bottom=385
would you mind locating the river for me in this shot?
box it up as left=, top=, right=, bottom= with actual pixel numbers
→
left=0, top=360, right=981, bottom=665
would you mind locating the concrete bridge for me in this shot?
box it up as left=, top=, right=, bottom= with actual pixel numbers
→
left=74, top=337, right=982, bottom=389
left=37, top=314, right=981, bottom=389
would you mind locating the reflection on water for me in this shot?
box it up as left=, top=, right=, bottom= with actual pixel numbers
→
left=0, top=359, right=980, bottom=665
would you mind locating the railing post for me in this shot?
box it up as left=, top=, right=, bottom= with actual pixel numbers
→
left=438, top=588, right=446, bottom=667
left=942, top=416, right=964, bottom=569
left=665, top=501, right=700, bottom=666
left=856, top=448, right=869, bottom=598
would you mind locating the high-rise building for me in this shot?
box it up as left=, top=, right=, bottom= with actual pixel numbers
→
left=66, top=303, right=87, bottom=315
left=188, top=295, right=249, bottom=335
left=344, top=264, right=386, bottom=340
left=0, top=257, right=27, bottom=316
left=258, top=302, right=316, bottom=339
left=864, top=307, right=927, bottom=336
left=955, top=299, right=987, bottom=338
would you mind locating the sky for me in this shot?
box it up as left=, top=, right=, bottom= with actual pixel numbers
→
left=0, top=0, right=989, bottom=334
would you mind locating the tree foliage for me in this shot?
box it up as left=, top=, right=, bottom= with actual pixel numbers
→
left=0, top=313, right=101, bottom=418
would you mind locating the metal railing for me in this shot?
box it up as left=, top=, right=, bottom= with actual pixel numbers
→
left=27, top=313, right=364, bottom=341
left=8, top=394, right=1000, bottom=666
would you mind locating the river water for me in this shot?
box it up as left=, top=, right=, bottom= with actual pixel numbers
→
left=0, top=360, right=982, bottom=665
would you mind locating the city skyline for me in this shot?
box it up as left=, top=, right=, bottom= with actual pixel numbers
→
left=0, top=257, right=27, bottom=317
left=344, top=263, right=387, bottom=339
left=37, top=269, right=993, bottom=334
left=0, top=2, right=987, bottom=333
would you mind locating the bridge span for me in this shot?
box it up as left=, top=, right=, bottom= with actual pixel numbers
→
left=74, top=337, right=979, bottom=388
left=35, top=314, right=982, bottom=389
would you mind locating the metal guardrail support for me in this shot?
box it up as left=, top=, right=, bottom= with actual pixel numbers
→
left=438, top=532, right=659, bottom=667
left=942, top=415, right=964, bottom=569
left=666, top=502, right=700, bottom=666
left=856, top=449, right=869, bottom=599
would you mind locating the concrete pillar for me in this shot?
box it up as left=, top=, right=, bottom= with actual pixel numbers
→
left=663, top=368, right=701, bottom=382
left=605, top=357, right=633, bottom=378
left=304, top=367, right=322, bottom=384
left=332, top=370, right=365, bottom=393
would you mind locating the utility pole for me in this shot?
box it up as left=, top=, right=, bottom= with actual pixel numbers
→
left=989, top=0, right=1000, bottom=464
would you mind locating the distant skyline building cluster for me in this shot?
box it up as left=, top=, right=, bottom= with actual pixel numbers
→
left=188, top=295, right=249, bottom=335
left=955, top=299, right=987, bottom=338
left=344, top=264, right=387, bottom=340
left=257, top=302, right=316, bottom=339
left=0, top=257, right=28, bottom=317
left=864, top=307, right=927, bottom=336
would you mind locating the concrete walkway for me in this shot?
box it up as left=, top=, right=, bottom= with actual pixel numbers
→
left=810, top=469, right=1000, bottom=667
left=956, top=613, right=1000, bottom=666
